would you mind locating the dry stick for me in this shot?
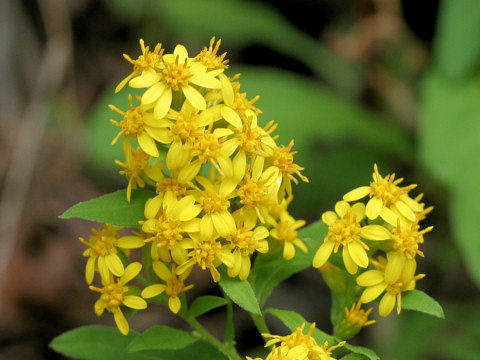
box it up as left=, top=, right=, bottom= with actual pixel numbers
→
left=0, top=0, right=72, bottom=289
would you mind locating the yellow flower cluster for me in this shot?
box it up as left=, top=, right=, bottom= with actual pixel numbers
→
left=313, top=164, right=433, bottom=317
left=247, top=323, right=345, bottom=360
left=80, top=38, right=309, bottom=334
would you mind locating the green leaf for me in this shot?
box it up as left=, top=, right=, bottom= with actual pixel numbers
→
left=401, top=290, right=445, bottom=319
left=341, top=354, right=367, bottom=360
left=219, top=275, right=261, bottom=315
left=50, top=325, right=228, bottom=360
left=419, top=73, right=480, bottom=285
left=251, top=221, right=327, bottom=306
left=189, top=295, right=229, bottom=318
left=60, top=189, right=155, bottom=227
left=434, top=0, right=480, bottom=79
left=127, top=326, right=197, bottom=352
left=266, top=308, right=379, bottom=360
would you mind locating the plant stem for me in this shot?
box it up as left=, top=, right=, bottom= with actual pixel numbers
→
left=183, top=315, right=243, bottom=360
left=251, top=313, right=270, bottom=336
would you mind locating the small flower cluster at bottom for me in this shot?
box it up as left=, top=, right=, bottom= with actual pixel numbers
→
left=247, top=323, right=344, bottom=360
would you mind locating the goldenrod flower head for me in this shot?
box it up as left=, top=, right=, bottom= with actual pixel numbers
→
left=141, top=262, right=193, bottom=314
left=234, top=117, right=277, bottom=157
left=356, top=253, right=425, bottom=316
left=313, top=201, right=381, bottom=274
left=79, top=224, right=144, bottom=284
left=115, top=39, right=164, bottom=92
left=345, top=301, right=376, bottom=328
left=229, top=75, right=262, bottom=118
left=272, top=140, right=309, bottom=197
left=195, top=37, right=229, bottom=71
left=109, top=95, right=166, bottom=157
left=270, top=211, right=307, bottom=260
left=390, top=220, right=433, bottom=259
left=115, top=140, right=152, bottom=202
left=90, top=262, right=147, bottom=335
left=227, top=213, right=269, bottom=280
left=261, top=323, right=345, bottom=360
left=343, top=164, right=421, bottom=223
left=177, top=233, right=234, bottom=282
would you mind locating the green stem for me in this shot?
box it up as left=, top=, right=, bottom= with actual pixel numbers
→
left=183, top=315, right=243, bottom=360
left=251, top=313, right=269, bottom=336
left=225, top=300, right=235, bottom=344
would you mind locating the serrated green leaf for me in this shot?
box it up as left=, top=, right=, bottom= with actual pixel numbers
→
left=219, top=275, right=261, bottom=315
left=401, top=290, right=445, bottom=319
left=434, top=0, right=480, bottom=79
left=60, top=189, right=155, bottom=227
left=266, top=308, right=379, bottom=360
left=127, top=326, right=197, bottom=352
left=189, top=296, right=229, bottom=318
left=251, top=221, right=327, bottom=306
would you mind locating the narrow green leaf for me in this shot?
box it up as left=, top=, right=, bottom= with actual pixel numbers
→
left=401, top=290, right=445, bottom=319
left=341, top=354, right=367, bottom=360
left=60, top=189, right=155, bottom=227
left=251, top=221, right=327, bottom=306
left=189, top=295, right=229, bottom=318
left=219, top=275, right=261, bottom=315
left=266, top=308, right=379, bottom=360
left=128, top=326, right=197, bottom=352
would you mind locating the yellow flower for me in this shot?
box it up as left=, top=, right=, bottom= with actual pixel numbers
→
left=115, top=139, right=151, bottom=202
left=269, top=211, right=307, bottom=260
left=356, top=253, right=425, bottom=316
left=194, top=37, right=229, bottom=72
left=313, top=201, right=390, bottom=274
left=272, top=140, right=309, bottom=197
left=141, top=262, right=193, bottom=314
left=90, top=262, right=147, bottom=335
left=343, top=164, right=422, bottom=223
left=237, top=156, right=281, bottom=223
left=227, top=212, right=269, bottom=280
left=231, top=116, right=277, bottom=162
left=344, top=301, right=376, bottom=328
left=193, top=176, right=237, bottom=238
left=79, top=224, right=144, bottom=284
left=141, top=195, right=201, bottom=264
left=262, top=323, right=345, bottom=360
left=109, top=95, right=169, bottom=157
left=176, top=232, right=234, bottom=282
left=115, top=39, right=164, bottom=93
left=137, top=44, right=221, bottom=117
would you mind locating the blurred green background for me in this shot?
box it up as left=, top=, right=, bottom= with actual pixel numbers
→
left=0, top=0, right=479, bottom=359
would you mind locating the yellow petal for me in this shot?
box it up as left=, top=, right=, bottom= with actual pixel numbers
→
left=350, top=202, right=366, bottom=222
left=173, top=44, right=188, bottom=64
left=178, top=162, right=201, bottom=183
left=144, top=196, right=163, bottom=219
left=171, top=246, right=188, bottom=265
left=343, top=247, right=358, bottom=274
left=361, top=225, right=391, bottom=240
left=190, top=73, right=221, bottom=89
left=115, top=73, right=134, bottom=93
left=209, top=265, right=221, bottom=282
left=219, top=73, right=234, bottom=106
left=117, top=236, right=145, bottom=249
left=239, top=256, right=251, bottom=280
left=145, top=127, right=172, bottom=144
left=97, top=256, right=110, bottom=283
left=141, top=82, right=165, bottom=104
left=366, top=197, right=383, bottom=219
left=169, top=296, right=181, bottom=314
left=343, top=186, right=371, bottom=202
left=380, top=206, right=398, bottom=226
left=85, top=256, right=95, bottom=284
left=221, top=106, right=242, bottom=128
left=347, top=242, right=369, bottom=268
left=399, top=194, right=424, bottom=212
left=283, top=242, right=295, bottom=260
left=129, top=69, right=160, bottom=88
left=321, top=211, right=338, bottom=226
left=182, top=85, right=206, bottom=110
left=114, top=311, right=129, bottom=335
left=105, top=254, right=125, bottom=277
left=360, top=282, right=387, bottom=303
left=232, top=150, right=246, bottom=181
left=120, top=262, right=142, bottom=284
left=379, top=293, right=396, bottom=317
left=141, top=284, right=166, bottom=298
left=123, top=295, right=147, bottom=310
left=137, top=131, right=159, bottom=157
left=385, top=252, right=406, bottom=284
left=356, top=270, right=385, bottom=287
left=154, top=88, right=172, bottom=119
left=313, top=241, right=335, bottom=268
left=335, top=201, right=351, bottom=218
left=393, top=200, right=417, bottom=222
left=200, top=215, right=214, bottom=239
left=212, top=212, right=235, bottom=237
left=293, top=239, right=308, bottom=253
left=152, top=261, right=171, bottom=281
